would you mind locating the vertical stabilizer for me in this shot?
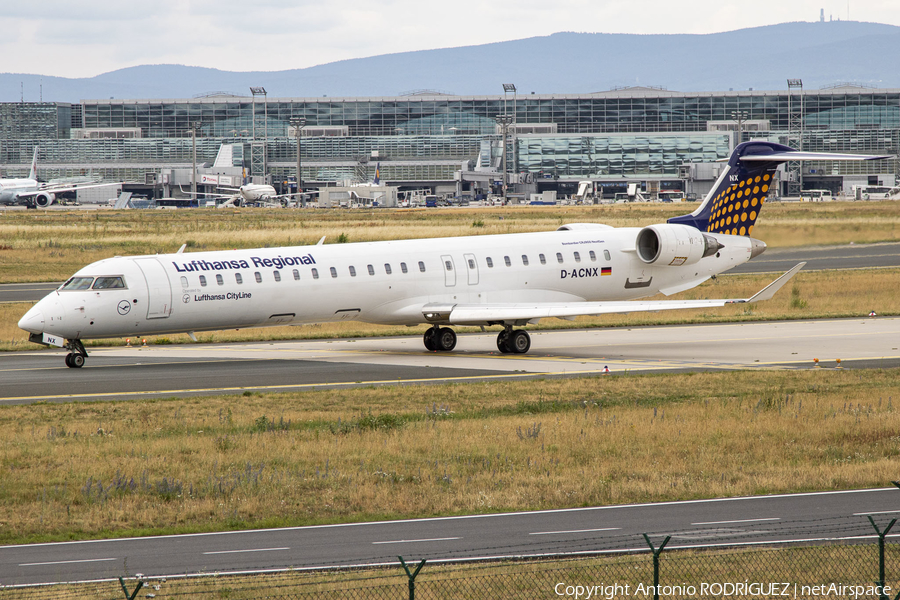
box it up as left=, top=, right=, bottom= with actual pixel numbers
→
left=668, top=141, right=785, bottom=237
left=28, top=147, right=39, bottom=181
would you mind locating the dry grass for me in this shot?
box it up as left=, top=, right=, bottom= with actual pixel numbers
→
left=1, top=201, right=900, bottom=282
left=0, top=369, right=897, bottom=545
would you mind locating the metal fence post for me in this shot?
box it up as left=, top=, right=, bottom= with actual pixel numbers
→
left=399, top=556, right=426, bottom=600
left=117, top=576, right=143, bottom=600
left=643, top=534, right=671, bottom=600
left=867, top=516, right=897, bottom=600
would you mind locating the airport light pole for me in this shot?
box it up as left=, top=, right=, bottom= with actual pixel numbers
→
left=731, top=110, right=748, bottom=144
left=190, top=122, right=200, bottom=200
left=290, top=117, right=306, bottom=207
left=495, top=114, right=513, bottom=202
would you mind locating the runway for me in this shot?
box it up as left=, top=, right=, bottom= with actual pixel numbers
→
left=2, top=487, right=898, bottom=586
left=1, top=317, right=898, bottom=404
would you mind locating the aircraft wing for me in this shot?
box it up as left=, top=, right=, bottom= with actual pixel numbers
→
left=16, top=181, right=121, bottom=197
left=424, top=263, right=805, bottom=326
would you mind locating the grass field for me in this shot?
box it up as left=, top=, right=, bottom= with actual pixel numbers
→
left=0, top=369, right=897, bottom=546
left=1, top=201, right=899, bottom=282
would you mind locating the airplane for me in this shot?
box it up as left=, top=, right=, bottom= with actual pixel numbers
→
left=18, top=141, right=888, bottom=368
left=0, top=147, right=120, bottom=209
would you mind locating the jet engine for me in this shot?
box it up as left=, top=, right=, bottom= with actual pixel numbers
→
left=33, top=192, right=56, bottom=208
left=635, top=224, right=723, bottom=266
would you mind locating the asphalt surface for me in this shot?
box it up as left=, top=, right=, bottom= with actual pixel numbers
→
left=2, top=488, right=898, bottom=586
left=2, top=317, right=899, bottom=404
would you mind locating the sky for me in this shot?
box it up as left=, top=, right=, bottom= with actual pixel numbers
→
left=3, top=0, right=899, bottom=78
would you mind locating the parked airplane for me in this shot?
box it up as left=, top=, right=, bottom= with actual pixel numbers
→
left=0, top=148, right=120, bottom=208
left=19, top=142, right=887, bottom=367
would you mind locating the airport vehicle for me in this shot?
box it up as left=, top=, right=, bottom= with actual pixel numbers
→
left=801, top=189, right=833, bottom=202
left=0, top=148, right=119, bottom=208
left=19, top=142, right=886, bottom=368
left=851, top=185, right=898, bottom=200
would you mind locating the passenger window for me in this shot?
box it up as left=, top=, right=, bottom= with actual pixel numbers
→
left=574, top=252, right=581, bottom=263
left=199, top=275, right=207, bottom=287
left=368, top=264, right=375, bottom=276
left=330, top=267, right=338, bottom=278
left=557, top=252, right=564, bottom=264
left=349, top=266, right=357, bottom=277
left=467, top=258, right=476, bottom=269
left=604, top=249, right=611, bottom=261
left=590, top=250, right=597, bottom=261
left=217, top=274, right=224, bottom=286
left=311, top=268, right=319, bottom=279
left=400, top=262, right=408, bottom=273
left=385, top=263, right=392, bottom=275
left=521, top=255, right=529, bottom=266
left=180, top=276, right=188, bottom=288
left=92, top=276, right=126, bottom=290
left=293, top=269, right=300, bottom=280
left=273, top=271, right=281, bottom=282
left=486, top=257, right=494, bottom=268
left=254, top=271, right=262, bottom=283
left=233, top=273, right=241, bottom=285
left=418, top=261, right=426, bottom=272
left=445, top=260, right=453, bottom=271
left=539, top=254, right=546, bottom=265
left=504, top=256, right=511, bottom=267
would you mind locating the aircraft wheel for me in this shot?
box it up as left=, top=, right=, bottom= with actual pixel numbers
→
left=496, top=330, right=512, bottom=354
left=423, top=327, right=437, bottom=351
left=437, top=327, right=457, bottom=352
left=66, top=353, right=85, bottom=368
left=510, top=330, right=531, bottom=354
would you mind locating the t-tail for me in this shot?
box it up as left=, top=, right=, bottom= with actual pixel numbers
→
left=373, top=163, right=381, bottom=185
left=668, top=141, right=889, bottom=236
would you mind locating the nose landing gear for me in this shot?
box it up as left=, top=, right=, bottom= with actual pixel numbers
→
left=64, top=339, right=88, bottom=369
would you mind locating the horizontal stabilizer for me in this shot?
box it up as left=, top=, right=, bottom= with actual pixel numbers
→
left=740, top=152, right=890, bottom=162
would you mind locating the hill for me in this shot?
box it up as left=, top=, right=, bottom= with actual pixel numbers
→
left=2, top=21, right=899, bottom=102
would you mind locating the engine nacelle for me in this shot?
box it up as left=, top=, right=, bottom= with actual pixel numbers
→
left=635, top=224, right=723, bottom=266
left=34, top=192, right=56, bottom=208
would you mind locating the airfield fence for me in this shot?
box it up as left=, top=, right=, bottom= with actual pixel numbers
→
left=3, top=515, right=899, bottom=599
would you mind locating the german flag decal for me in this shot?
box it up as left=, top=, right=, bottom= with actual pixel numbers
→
left=601, top=267, right=612, bottom=276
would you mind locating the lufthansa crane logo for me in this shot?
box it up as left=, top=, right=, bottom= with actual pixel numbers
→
left=183, top=294, right=191, bottom=304
left=117, top=300, right=131, bottom=315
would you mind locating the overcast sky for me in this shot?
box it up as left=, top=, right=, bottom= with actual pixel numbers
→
left=4, top=0, right=898, bottom=78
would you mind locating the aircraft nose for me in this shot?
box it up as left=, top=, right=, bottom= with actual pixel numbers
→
left=18, top=305, right=45, bottom=334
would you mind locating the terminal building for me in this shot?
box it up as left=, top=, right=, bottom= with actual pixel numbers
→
left=0, top=84, right=897, bottom=203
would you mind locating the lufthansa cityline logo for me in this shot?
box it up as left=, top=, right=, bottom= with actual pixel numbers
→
left=117, top=300, right=131, bottom=315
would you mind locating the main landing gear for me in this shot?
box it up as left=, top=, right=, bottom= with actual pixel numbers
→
left=423, top=325, right=457, bottom=352
left=422, top=325, right=531, bottom=354
left=64, top=339, right=88, bottom=369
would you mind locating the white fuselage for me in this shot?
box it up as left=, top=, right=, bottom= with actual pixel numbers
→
left=0, top=178, right=39, bottom=205
left=19, top=226, right=756, bottom=342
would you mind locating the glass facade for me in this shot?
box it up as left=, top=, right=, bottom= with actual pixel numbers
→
left=77, top=89, right=900, bottom=137
left=1, top=87, right=897, bottom=186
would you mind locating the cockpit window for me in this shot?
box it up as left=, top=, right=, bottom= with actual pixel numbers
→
left=92, top=276, right=127, bottom=290
left=60, top=277, right=94, bottom=291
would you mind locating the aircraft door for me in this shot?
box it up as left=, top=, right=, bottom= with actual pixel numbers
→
left=440, top=254, right=457, bottom=287
left=463, top=253, right=479, bottom=285
left=134, top=258, right=172, bottom=319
